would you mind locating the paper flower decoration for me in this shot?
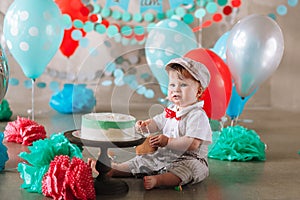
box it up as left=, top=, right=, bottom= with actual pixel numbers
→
left=4, top=116, right=46, bottom=145
left=42, top=155, right=96, bottom=200
left=208, top=125, right=266, bottom=161
left=18, top=133, right=82, bottom=193
left=0, top=132, right=9, bottom=171
left=49, top=83, right=96, bottom=114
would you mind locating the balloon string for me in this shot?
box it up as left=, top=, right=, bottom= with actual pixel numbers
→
left=230, top=7, right=239, bottom=25
left=198, top=16, right=203, bottom=47
left=230, top=116, right=239, bottom=127
left=31, top=79, right=35, bottom=120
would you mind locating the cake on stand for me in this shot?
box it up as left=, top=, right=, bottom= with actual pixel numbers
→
left=64, top=130, right=145, bottom=195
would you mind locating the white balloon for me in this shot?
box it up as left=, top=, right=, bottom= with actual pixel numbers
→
left=226, top=14, right=284, bottom=97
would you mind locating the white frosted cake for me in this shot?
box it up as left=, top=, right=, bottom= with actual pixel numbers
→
left=80, top=113, right=136, bottom=141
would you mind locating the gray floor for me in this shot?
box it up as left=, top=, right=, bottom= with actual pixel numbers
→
left=1, top=108, right=300, bottom=200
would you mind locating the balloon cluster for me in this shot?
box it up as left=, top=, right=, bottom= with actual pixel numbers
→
left=146, top=14, right=284, bottom=121
left=212, top=14, right=284, bottom=120
left=49, top=83, right=96, bottom=114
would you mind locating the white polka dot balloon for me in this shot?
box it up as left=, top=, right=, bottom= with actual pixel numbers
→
left=3, top=0, right=64, bottom=80
left=145, top=18, right=197, bottom=95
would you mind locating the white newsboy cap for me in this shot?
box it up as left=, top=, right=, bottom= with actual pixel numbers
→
left=165, top=57, right=211, bottom=89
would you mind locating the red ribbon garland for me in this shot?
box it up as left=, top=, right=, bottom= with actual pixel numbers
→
left=165, top=108, right=181, bottom=120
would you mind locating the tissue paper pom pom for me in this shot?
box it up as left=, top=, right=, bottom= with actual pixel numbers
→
left=0, top=99, right=13, bottom=121
left=49, top=83, right=96, bottom=114
left=63, top=157, right=96, bottom=200
left=4, top=116, right=46, bottom=146
left=208, top=125, right=266, bottom=161
left=42, top=155, right=71, bottom=199
left=18, top=133, right=82, bottom=193
left=42, top=155, right=95, bottom=200
left=0, top=132, right=9, bottom=171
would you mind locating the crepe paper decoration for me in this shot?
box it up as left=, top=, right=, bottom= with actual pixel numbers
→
left=0, top=132, right=9, bottom=172
left=277, top=5, right=288, bottom=16
left=192, top=0, right=242, bottom=31
left=4, top=116, right=46, bottom=146
left=22, top=80, right=47, bottom=89
left=288, top=0, right=298, bottom=7
left=9, top=77, right=19, bottom=86
left=49, top=83, right=96, bottom=114
left=59, top=0, right=244, bottom=47
left=18, top=133, right=82, bottom=193
left=54, top=0, right=88, bottom=58
left=42, top=155, right=96, bottom=200
left=0, top=99, right=13, bottom=121
left=208, top=125, right=266, bottom=161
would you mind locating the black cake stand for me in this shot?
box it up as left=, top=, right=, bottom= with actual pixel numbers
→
left=64, top=130, right=145, bottom=195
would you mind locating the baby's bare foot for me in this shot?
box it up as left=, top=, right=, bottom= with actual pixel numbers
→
left=143, top=176, right=157, bottom=190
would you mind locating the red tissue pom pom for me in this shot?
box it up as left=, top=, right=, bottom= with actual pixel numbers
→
left=42, top=155, right=96, bottom=200
left=42, top=155, right=70, bottom=199
left=4, top=116, right=46, bottom=145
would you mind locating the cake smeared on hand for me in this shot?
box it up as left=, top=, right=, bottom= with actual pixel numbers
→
left=4, top=116, right=46, bottom=145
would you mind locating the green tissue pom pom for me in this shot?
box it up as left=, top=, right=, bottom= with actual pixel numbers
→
left=18, top=133, right=82, bottom=193
left=208, top=125, right=266, bottom=161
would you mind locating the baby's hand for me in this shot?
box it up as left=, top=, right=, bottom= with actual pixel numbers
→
left=135, top=120, right=150, bottom=133
left=149, top=134, right=169, bottom=148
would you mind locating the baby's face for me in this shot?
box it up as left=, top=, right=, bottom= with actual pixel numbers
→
left=167, top=70, right=200, bottom=108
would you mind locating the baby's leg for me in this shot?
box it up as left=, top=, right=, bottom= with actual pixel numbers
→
left=143, top=172, right=181, bottom=190
left=87, top=158, right=132, bottom=177
left=108, top=162, right=132, bottom=177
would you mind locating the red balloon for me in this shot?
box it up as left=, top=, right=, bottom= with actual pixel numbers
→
left=185, top=48, right=232, bottom=120
left=54, top=0, right=89, bottom=58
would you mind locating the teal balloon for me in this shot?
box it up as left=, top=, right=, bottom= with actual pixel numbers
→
left=212, top=31, right=230, bottom=61
left=3, top=0, right=64, bottom=79
left=226, top=84, right=257, bottom=120
left=145, top=19, right=197, bottom=95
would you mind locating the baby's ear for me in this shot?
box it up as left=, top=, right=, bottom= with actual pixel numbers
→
left=197, top=87, right=203, bottom=98
left=198, top=86, right=203, bottom=93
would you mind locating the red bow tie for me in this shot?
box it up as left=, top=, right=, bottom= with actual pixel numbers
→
left=165, top=108, right=181, bottom=120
